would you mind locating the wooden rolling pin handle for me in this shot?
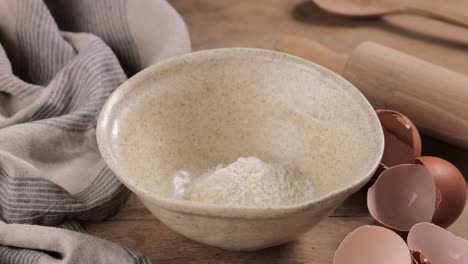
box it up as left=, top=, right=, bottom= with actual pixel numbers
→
left=275, top=36, right=348, bottom=75
left=344, top=42, right=468, bottom=149
left=275, top=36, right=468, bottom=150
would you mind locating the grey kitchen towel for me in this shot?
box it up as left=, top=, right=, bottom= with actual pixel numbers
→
left=0, top=220, right=152, bottom=264
left=0, top=0, right=190, bottom=263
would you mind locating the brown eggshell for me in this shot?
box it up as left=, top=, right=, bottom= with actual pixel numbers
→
left=367, top=164, right=436, bottom=231
left=412, top=250, right=432, bottom=264
left=334, top=225, right=412, bottom=264
left=408, top=222, right=468, bottom=264
left=415, top=156, right=467, bottom=228
left=434, top=188, right=442, bottom=221
left=376, top=109, right=422, bottom=167
left=367, top=163, right=388, bottom=186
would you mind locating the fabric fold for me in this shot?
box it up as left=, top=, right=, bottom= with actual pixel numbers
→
left=0, top=0, right=191, bottom=262
left=0, top=220, right=152, bottom=264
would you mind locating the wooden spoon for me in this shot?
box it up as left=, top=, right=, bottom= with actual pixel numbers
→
left=312, top=0, right=468, bottom=28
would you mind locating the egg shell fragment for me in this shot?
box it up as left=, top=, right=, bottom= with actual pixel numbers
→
left=367, top=163, right=388, bottom=187
left=415, top=157, right=467, bottom=228
left=367, top=164, right=436, bottom=231
left=376, top=109, right=422, bottom=167
left=412, top=250, right=432, bottom=264
left=408, top=222, right=468, bottom=264
left=334, top=225, right=412, bottom=264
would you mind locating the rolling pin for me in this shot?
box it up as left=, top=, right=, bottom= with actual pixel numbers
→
left=275, top=36, right=468, bottom=151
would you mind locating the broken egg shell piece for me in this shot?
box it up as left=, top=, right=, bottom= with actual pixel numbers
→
left=434, top=188, right=442, bottom=222
left=372, top=163, right=388, bottom=180
left=367, top=164, right=436, bottom=231
left=412, top=250, right=432, bottom=264
left=365, top=163, right=388, bottom=189
left=415, top=156, right=467, bottom=228
left=408, top=222, right=468, bottom=264
left=334, top=225, right=412, bottom=264
left=376, top=109, right=422, bottom=167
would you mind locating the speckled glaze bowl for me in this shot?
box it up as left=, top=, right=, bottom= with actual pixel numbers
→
left=97, top=48, right=384, bottom=251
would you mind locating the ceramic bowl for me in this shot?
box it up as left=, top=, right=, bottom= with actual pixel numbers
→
left=97, top=48, right=384, bottom=251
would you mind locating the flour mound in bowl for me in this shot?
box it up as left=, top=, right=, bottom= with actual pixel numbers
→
left=180, top=157, right=315, bottom=207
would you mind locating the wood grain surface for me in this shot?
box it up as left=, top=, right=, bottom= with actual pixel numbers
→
left=84, top=0, right=468, bottom=263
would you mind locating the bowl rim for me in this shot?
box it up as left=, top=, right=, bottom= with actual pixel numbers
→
left=97, top=47, right=385, bottom=219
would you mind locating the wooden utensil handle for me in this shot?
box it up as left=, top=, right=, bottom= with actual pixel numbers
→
left=275, top=36, right=348, bottom=75
left=404, top=3, right=468, bottom=28
left=343, top=42, right=468, bottom=149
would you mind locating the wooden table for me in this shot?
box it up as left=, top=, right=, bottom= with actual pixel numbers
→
left=85, top=1, right=468, bottom=263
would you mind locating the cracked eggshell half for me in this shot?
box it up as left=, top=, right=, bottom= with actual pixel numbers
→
left=376, top=109, right=421, bottom=167
left=334, top=225, right=412, bottom=264
left=415, top=157, right=467, bottom=228
left=367, top=164, right=436, bottom=231
left=412, top=250, right=432, bottom=264
left=368, top=163, right=388, bottom=185
left=408, top=222, right=468, bottom=264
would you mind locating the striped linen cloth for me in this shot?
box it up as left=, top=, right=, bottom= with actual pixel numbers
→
left=0, top=0, right=190, bottom=263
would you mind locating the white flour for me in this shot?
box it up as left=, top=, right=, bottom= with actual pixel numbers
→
left=173, top=157, right=314, bottom=207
